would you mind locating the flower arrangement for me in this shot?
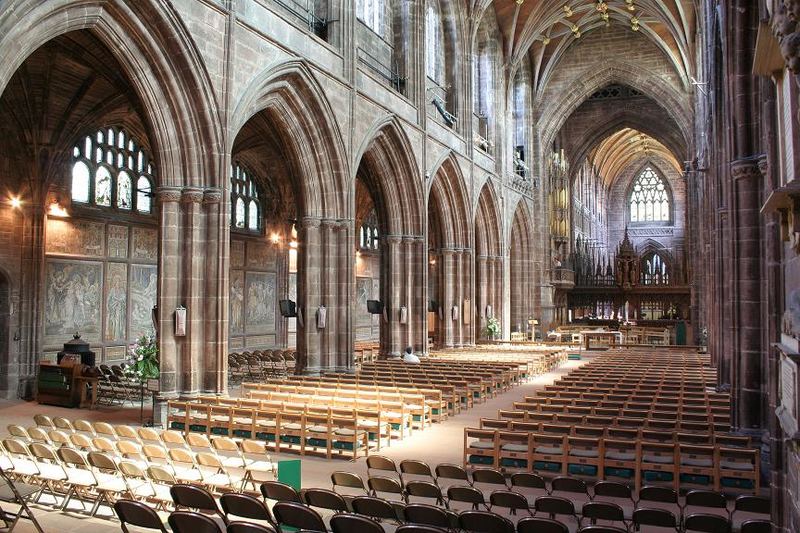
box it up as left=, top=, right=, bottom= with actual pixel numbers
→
left=128, top=334, right=159, bottom=380
left=485, top=316, right=501, bottom=340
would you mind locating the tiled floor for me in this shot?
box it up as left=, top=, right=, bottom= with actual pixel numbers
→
left=0, top=357, right=588, bottom=532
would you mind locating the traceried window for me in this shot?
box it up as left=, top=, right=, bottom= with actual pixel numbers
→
left=425, top=0, right=444, bottom=83
left=70, top=128, right=155, bottom=214
left=629, top=167, right=670, bottom=223
left=357, top=0, right=384, bottom=35
left=359, top=211, right=380, bottom=251
left=230, top=163, right=261, bottom=233
left=641, top=252, right=669, bottom=285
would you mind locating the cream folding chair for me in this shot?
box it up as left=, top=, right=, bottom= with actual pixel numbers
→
left=146, top=465, right=178, bottom=510
left=137, top=427, right=163, bottom=448
left=195, top=452, right=242, bottom=492
left=56, top=447, right=97, bottom=512
left=86, top=451, right=129, bottom=517
left=46, top=430, right=71, bottom=449
left=93, top=422, right=117, bottom=439
left=26, top=443, right=67, bottom=506
left=1, top=439, right=40, bottom=485
left=114, top=425, right=140, bottom=442
left=161, top=430, right=189, bottom=450
left=69, top=432, right=94, bottom=451
left=25, top=428, right=49, bottom=445
left=6, top=426, right=28, bottom=441
left=210, top=437, right=247, bottom=469
left=52, top=417, right=74, bottom=432
left=92, top=437, right=116, bottom=454
left=73, top=420, right=96, bottom=437
left=239, top=440, right=277, bottom=491
left=167, top=448, right=203, bottom=484
left=116, top=440, right=147, bottom=467
left=142, top=444, right=171, bottom=468
left=32, top=415, right=53, bottom=429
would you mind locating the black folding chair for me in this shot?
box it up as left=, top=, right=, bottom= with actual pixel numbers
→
left=0, top=466, right=44, bottom=532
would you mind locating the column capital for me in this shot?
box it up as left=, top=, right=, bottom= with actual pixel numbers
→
left=156, top=187, right=183, bottom=203
left=181, top=187, right=205, bottom=204
left=730, top=158, right=762, bottom=181
left=203, top=188, right=223, bottom=205
left=300, top=216, right=322, bottom=229
left=385, top=235, right=403, bottom=245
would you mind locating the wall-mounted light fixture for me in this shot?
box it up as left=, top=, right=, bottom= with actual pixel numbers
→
left=48, top=202, right=69, bottom=218
left=9, top=196, right=21, bottom=209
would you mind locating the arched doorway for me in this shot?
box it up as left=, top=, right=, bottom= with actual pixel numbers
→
left=230, top=62, right=349, bottom=374
left=352, top=121, right=424, bottom=356
left=474, top=182, right=503, bottom=341
left=427, top=155, right=471, bottom=348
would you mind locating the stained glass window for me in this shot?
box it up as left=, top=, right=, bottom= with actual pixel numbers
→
left=230, top=163, right=261, bottom=232
left=629, top=167, right=670, bottom=222
left=70, top=127, right=155, bottom=214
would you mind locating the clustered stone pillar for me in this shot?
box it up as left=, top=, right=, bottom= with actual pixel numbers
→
left=181, top=188, right=204, bottom=396
left=441, top=248, right=456, bottom=348
left=202, top=188, right=225, bottom=393
left=155, top=187, right=181, bottom=421
left=730, top=159, right=764, bottom=431
left=298, top=216, right=322, bottom=374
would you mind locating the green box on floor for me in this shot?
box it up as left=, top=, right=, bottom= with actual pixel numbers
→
left=277, top=459, right=301, bottom=491
left=568, top=354, right=582, bottom=360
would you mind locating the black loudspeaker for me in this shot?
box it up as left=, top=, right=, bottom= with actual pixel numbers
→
left=279, top=300, right=297, bottom=318
left=367, top=300, right=384, bottom=314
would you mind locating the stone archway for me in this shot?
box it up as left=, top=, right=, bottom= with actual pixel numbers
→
left=230, top=60, right=350, bottom=374
left=474, top=181, right=503, bottom=340
left=427, top=154, right=472, bottom=347
left=509, top=199, right=537, bottom=334
left=353, top=117, right=425, bottom=356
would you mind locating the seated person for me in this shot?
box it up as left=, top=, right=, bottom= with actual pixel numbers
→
left=402, top=346, right=420, bottom=364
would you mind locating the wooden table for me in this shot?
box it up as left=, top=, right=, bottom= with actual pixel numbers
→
left=75, top=376, right=99, bottom=409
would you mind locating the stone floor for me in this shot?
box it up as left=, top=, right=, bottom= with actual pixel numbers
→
left=0, top=357, right=588, bottom=532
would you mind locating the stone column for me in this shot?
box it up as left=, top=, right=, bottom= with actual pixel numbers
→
left=202, top=188, right=225, bottom=394
left=441, top=248, right=455, bottom=348
left=403, top=236, right=416, bottom=350
left=335, top=220, right=353, bottom=370
left=154, top=187, right=182, bottom=425
left=181, top=188, right=204, bottom=397
left=477, top=255, right=489, bottom=340
left=318, top=219, right=335, bottom=370
left=385, top=235, right=403, bottom=356
left=298, top=216, right=322, bottom=374
left=411, top=236, right=427, bottom=353
left=731, top=159, right=764, bottom=431
left=454, top=249, right=464, bottom=347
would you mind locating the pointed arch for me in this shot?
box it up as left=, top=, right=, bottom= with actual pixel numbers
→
left=0, top=0, right=223, bottom=189
left=230, top=60, right=349, bottom=220
left=509, top=198, right=537, bottom=332
left=537, top=62, right=691, bottom=156
left=474, top=180, right=502, bottom=257
left=428, top=153, right=471, bottom=248
left=353, top=116, right=423, bottom=237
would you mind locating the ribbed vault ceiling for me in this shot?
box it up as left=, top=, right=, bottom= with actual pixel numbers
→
left=482, top=0, right=695, bottom=90
left=588, top=128, right=681, bottom=187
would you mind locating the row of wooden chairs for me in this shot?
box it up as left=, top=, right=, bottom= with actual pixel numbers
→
left=168, top=399, right=391, bottom=457
left=243, top=383, right=433, bottom=430
left=499, top=408, right=731, bottom=433
left=248, top=378, right=450, bottom=422
left=463, top=427, right=759, bottom=494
